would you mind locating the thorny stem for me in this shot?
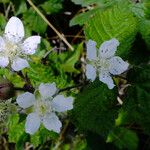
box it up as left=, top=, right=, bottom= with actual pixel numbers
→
left=27, top=0, right=74, bottom=51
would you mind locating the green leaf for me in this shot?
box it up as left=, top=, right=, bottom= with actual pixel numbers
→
left=23, top=8, right=47, bottom=34
left=40, top=0, right=62, bottom=14
left=139, top=19, right=150, bottom=50
left=71, top=79, right=118, bottom=137
left=70, top=7, right=100, bottom=26
left=61, top=43, right=83, bottom=73
left=0, top=14, right=6, bottom=34
left=30, top=126, right=58, bottom=148
left=0, top=68, right=25, bottom=87
left=107, top=127, right=139, bottom=150
left=7, top=114, right=25, bottom=143
left=123, top=65, right=150, bottom=135
left=0, top=0, right=10, bottom=3
left=11, top=0, right=27, bottom=15
left=84, top=0, right=138, bottom=59
left=71, top=0, right=115, bottom=7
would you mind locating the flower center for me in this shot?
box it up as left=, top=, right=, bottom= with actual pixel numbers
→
left=92, top=57, right=110, bottom=72
left=34, top=99, right=52, bottom=117
left=4, top=40, right=20, bottom=59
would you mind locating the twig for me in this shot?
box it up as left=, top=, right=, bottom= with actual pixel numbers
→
left=58, top=82, right=88, bottom=93
left=27, top=0, right=74, bottom=51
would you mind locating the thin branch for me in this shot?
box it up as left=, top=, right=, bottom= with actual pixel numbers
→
left=58, top=82, right=88, bottom=93
left=27, top=0, right=74, bottom=51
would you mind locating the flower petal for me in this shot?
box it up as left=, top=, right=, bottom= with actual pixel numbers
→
left=25, top=113, right=41, bottom=135
left=39, top=83, right=57, bottom=98
left=86, top=64, right=96, bottom=81
left=0, top=56, right=9, bottom=68
left=109, top=56, right=129, bottom=75
left=52, top=95, right=74, bottom=112
left=86, top=40, right=97, bottom=61
left=21, top=36, right=41, bottom=55
left=11, top=57, right=29, bottom=71
left=99, top=38, right=119, bottom=58
left=4, top=16, right=24, bottom=43
left=0, top=36, right=5, bottom=52
left=43, top=113, right=62, bottom=133
left=99, top=71, right=115, bottom=89
left=16, top=92, right=35, bottom=109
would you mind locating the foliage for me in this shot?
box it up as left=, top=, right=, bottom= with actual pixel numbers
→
left=0, top=0, right=149, bottom=149
left=84, top=0, right=138, bottom=59
left=123, top=65, right=150, bottom=134
left=71, top=79, right=118, bottom=137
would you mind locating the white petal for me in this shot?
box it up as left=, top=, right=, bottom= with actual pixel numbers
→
left=0, top=36, right=5, bottom=52
left=25, top=113, right=41, bottom=135
left=0, top=56, right=9, bottom=68
left=86, top=64, right=96, bottom=81
left=109, top=56, right=129, bottom=75
left=52, top=95, right=74, bottom=112
left=99, top=72, right=115, bottom=89
left=4, top=16, right=24, bottom=43
left=99, top=38, right=119, bottom=58
left=11, top=57, right=29, bottom=71
left=21, top=36, right=41, bottom=55
left=16, top=92, right=35, bottom=109
left=39, top=82, right=57, bottom=98
left=43, top=113, right=62, bottom=133
left=86, top=39, right=97, bottom=61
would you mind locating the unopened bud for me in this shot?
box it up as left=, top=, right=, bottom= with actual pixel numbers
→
left=0, top=79, right=15, bottom=100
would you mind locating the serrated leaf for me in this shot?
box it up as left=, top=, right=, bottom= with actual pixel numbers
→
left=84, top=0, right=138, bottom=59
left=71, top=79, right=118, bottom=137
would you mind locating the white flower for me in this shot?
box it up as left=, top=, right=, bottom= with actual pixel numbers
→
left=0, top=16, right=41, bottom=71
left=86, top=39, right=129, bottom=89
left=16, top=83, right=74, bottom=135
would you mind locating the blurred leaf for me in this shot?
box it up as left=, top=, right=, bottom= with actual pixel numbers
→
left=131, top=3, right=145, bottom=19
left=61, top=43, right=83, bottom=73
left=0, top=68, right=24, bottom=87
left=0, top=0, right=10, bottom=3
left=71, top=0, right=116, bottom=7
left=144, top=0, right=150, bottom=19
left=23, top=8, right=47, bottom=34
left=40, top=0, right=62, bottom=14
left=71, top=79, right=118, bottom=137
left=0, top=14, right=6, bottom=34
left=107, top=127, right=139, bottom=150
left=123, top=65, right=150, bottom=135
left=70, top=7, right=100, bottom=26
left=30, top=126, right=58, bottom=148
left=139, top=19, right=150, bottom=50
left=7, top=114, right=25, bottom=143
left=11, top=0, right=27, bottom=15
left=84, top=0, right=138, bottom=59
left=127, top=34, right=150, bottom=65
